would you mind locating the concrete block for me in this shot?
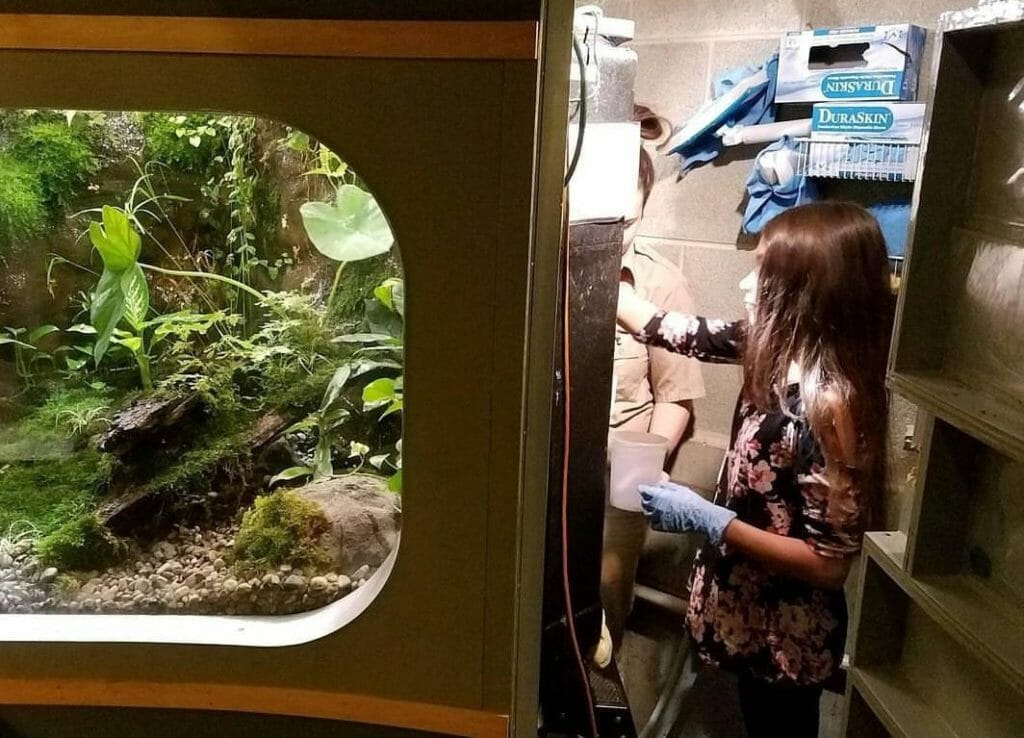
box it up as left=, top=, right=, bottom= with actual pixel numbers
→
left=633, top=0, right=803, bottom=41
left=638, top=149, right=753, bottom=244
left=671, top=438, right=727, bottom=491
left=803, top=0, right=949, bottom=28
left=633, top=41, right=710, bottom=124
left=709, top=37, right=783, bottom=78
left=692, top=364, right=744, bottom=437
left=680, top=242, right=756, bottom=319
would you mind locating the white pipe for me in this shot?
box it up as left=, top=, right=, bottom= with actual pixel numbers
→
left=719, top=118, right=812, bottom=146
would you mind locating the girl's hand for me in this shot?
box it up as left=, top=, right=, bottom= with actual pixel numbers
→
left=638, top=481, right=737, bottom=545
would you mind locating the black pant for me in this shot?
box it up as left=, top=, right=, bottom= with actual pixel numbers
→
left=737, top=673, right=823, bottom=738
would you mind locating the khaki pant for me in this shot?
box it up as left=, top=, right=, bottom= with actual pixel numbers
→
left=600, top=503, right=649, bottom=648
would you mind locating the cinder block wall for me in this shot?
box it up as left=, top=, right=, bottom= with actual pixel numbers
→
left=581, top=0, right=957, bottom=528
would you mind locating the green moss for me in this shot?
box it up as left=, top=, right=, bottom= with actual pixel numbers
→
left=329, top=254, right=402, bottom=321
left=28, top=385, right=115, bottom=440
left=35, top=514, right=127, bottom=571
left=0, top=153, right=46, bottom=245
left=11, top=121, right=98, bottom=211
left=233, top=490, right=329, bottom=571
left=0, top=448, right=110, bottom=538
left=137, top=422, right=252, bottom=501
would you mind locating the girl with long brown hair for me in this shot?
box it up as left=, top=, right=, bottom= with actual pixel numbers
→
left=616, top=201, right=893, bottom=737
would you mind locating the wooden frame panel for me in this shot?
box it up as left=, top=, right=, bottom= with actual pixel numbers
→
left=0, top=14, right=539, bottom=60
left=0, top=6, right=568, bottom=736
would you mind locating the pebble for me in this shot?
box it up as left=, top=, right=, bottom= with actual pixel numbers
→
left=0, top=516, right=377, bottom=616
left=157, top=561, right=182, bottom=576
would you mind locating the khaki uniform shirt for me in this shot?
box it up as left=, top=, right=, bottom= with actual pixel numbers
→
left=612, top=243, right=705, bottom=433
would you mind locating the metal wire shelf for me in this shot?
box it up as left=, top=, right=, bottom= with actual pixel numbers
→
left=795, top=138, right=920, bottom=182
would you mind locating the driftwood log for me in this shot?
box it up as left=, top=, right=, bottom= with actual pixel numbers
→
left=97, top=394, right=202, bottom=457
left=97, top=396, right=300, bottom=531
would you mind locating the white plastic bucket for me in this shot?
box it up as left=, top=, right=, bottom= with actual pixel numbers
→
left=609, top=431, right=667, bottom=512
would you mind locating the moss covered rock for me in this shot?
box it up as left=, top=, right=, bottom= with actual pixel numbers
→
left=36, top=514, right=127, bottom=571
left=233, top=489, right=330, bottom=571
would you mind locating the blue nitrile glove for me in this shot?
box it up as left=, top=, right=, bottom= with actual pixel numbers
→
left=638, top=481, right=737, bottom=545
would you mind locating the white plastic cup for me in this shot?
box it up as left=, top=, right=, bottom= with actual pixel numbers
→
left=609, top=431, right=668, bottom=512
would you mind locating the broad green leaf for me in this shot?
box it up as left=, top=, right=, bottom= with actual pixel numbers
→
left=269, top=465, right=313, bottom=486
left=112, top=335, right=143, bottom=354
left=332, top=333, right=396, bottom=344
left=89, top=206, right=140, bottom=272
left=363, top=296, right=404, bottom=338
left=90, top=268, right=125, bottom=364
left=381, top=398, right=404, bottom=418
left=374, top=278, right=404, bottom=317
left=388, top=470, right=402, bottom=493
left=313, top=437, right=334, bottom=479
left=320, top=365, right=352, bottom=412
left=65, top=356, right=88, bottom=371
left=299, top=184, right=394, bottom=263
left=391, top=280, right=405, bottom=317
left=120, top=265, right=150, bottom=333
left=362, top=377, right=398, bottom=410
left=283, top=130, right=310, bottom=152
left=28, top=325, right=59, bottom=343
left=348, top=358, right=402, bottom=378
left=67, top=324, right=98, bottom=334
left=0, top=336, right=35, bottom=350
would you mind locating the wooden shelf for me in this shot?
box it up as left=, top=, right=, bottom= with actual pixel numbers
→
left=849, top=666, right=958, bottom=738
left=888, top=371, right=1024, bottom=462
left=864, top=532, right=1024, bottom=697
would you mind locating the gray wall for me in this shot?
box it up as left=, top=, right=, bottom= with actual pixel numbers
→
left=583, top=0, right=952, bottom=528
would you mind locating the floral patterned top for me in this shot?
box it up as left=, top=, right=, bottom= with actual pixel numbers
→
left=638, top=311, right=864, bottom=686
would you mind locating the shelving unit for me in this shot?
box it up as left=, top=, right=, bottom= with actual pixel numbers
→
left=794, top=139, right=920, bottom=182
left=843, top=4, right=1024, bottom=736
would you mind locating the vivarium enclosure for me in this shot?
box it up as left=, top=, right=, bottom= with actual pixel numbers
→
left=0, top=109, right=402, bottom=616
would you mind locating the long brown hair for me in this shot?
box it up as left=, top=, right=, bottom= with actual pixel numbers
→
left=743, top=202, right=893, bottom=528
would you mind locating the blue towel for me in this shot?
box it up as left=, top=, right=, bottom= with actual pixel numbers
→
left=669, top=54, right=779, bottom=176
left=742, top=136, right=818, bottom=234
left=867, top=200, right=912, bottom=259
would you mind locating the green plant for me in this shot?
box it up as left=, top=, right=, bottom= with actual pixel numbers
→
left=233, top=489, right=330, bottom=571
left=11, top=120, right=98, bottom=211
left=271, top=278, right=404, bottom=489
left=82, top=204, right=264, bottom=390
left=35, top=513, right=127, bottom=571
left=0, top=324, right=59, bottom=386
left=137, top=112, right=227, bottom=173
left=299, top=184, right=395, bottom=318
left=0, top=153, right=46, bottom=245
